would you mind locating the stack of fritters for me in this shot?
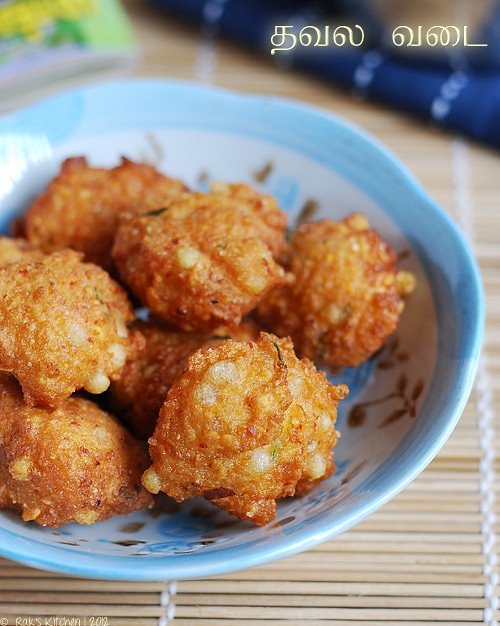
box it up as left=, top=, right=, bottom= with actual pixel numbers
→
left=0, top=157, right=415, bottom=527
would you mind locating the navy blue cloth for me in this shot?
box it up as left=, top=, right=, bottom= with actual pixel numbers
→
left=150, top=0, right=500, bottom=149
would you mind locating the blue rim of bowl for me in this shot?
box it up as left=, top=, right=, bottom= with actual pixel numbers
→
left=0, top=79, right=484, bottom=580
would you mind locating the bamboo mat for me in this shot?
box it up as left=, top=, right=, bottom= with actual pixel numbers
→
left=1, top=2, right=499, bottom=624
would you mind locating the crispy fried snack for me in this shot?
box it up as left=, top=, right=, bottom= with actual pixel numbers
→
left=0, top=249, right=144, bottom=408
left=23, top=157, right=187, bottom=271
left=0, top=374, right=154, bottom=527
left=0, top=237, right=44, bottom=266
left=112, top=191, right=287, bottom=331
left=142, top=332, right=348, bottom=525
left=108, top=317, right=260, bottom=440
left=256, top=215, right=416, bottom=370
left=209, top=182, right=287, bottom=257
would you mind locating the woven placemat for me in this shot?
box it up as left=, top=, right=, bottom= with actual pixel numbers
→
left=0, top=2, right=498, bottom=624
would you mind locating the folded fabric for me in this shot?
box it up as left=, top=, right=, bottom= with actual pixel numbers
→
left=151, top=0, right=500, bottom=149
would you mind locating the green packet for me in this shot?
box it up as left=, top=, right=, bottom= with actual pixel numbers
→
left=0, top=0, right=137, bottom=96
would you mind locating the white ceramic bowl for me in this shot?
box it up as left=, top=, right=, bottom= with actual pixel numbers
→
left=0, top=79, right=483, bottom=580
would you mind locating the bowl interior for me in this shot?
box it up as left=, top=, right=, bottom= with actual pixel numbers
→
left=0, top=81, right=482, bottom=580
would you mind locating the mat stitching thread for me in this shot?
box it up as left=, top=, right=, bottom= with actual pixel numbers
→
left=194, top=0, right=230, bottom=83
left=478, top=361, right=498, bottom=624
left=451, top=138, right=498, bottom=626
left=352, top=50, right=384, bottom=94
left=159, top=580, right=178, bottom=625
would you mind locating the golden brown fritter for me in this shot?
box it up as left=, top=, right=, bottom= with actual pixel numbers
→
left=0, top=249, right=144, bottom=408
left=112, top=191, right=287, bottom=331
left=0, top=373, right=154, bottom=527
left=209, top=182, right=287, bottom=257
left=23, top=157, right=188, bottom=271
left=0, top=237, right=44, bottom=266
left=142, top=332, right=348, bottom=526
left=256, top=215, right=416, bottom=370
left=108, top=317, right=260, bottom=440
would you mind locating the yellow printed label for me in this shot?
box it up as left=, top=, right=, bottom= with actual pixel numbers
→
left=0, top=0, right=96, bottom=41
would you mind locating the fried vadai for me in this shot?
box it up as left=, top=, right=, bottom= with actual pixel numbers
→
left=0, top=249, right=144, bottom=407
left=0, top=373, right=154, bottom=527
left=108, top=317, right=260, bottom=439
left=142, top=332, right=348, bottom=525
left=112, top=191, right=287, bottom=331
left=23, top=157, right=188, bottom=271
left=209, top=182, right=287, bottom=257
left=257, top=215, right=415, bottom=370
